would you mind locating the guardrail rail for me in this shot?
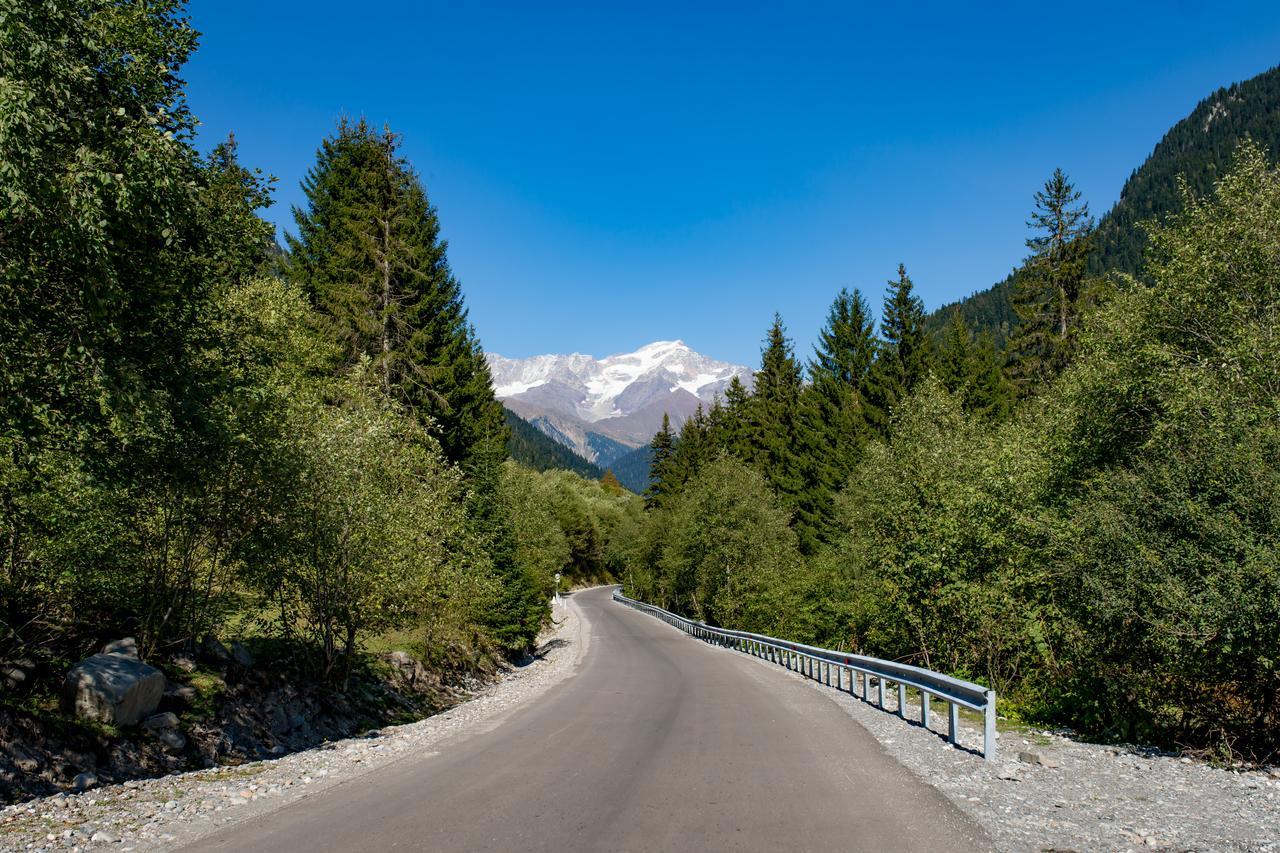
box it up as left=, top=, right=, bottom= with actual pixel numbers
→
left=612, top=589, right=997, bottom=760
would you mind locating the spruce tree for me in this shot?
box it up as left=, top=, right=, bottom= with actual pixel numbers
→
left=288, top=119, right=532, bottom=649
left=967, top=331, right=1015, bottom=421
left=746, top=316, right=812, bottom=547
left=712, top=375, right=753, bottom=459
left=936, top=309, right=976, bottom=396
left=287, top=118, right=507, bottom=469
left=936, top=309, right=1015, bottom=420
left=1006, top=168, right=1094, bottom=391
left=668, top=404, right=710, bottom=491
left=864, top=265, right=933, bottom=436
left=645, top=413, right=676, bottom=508
left=800, top=288, right=877, bottom=547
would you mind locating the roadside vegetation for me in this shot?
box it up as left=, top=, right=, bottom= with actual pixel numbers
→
left=624, top=145, right=1280, bottom=762
left=0, top=0, right=637, bottom=796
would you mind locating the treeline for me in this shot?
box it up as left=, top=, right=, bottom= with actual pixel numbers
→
left=0, top=2, right=635, bottom=689
left=623, top=144, right=1280, bottom=760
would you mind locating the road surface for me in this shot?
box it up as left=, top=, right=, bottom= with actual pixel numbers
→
left=182, top=586, right=988, bottom=852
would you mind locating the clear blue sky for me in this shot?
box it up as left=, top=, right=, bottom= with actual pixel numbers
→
left=186, top=1, right=1280, bottom=367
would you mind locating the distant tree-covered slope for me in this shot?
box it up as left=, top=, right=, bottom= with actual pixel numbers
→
left=505, top=408, right=603, bottom=478
left=930, top=63, right=1280, bottom=342
left=609, top=444, right=654, bottom=495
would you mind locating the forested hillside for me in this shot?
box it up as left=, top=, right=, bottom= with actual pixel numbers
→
left=930, top=64, right=1280, bottom=344
left=609, top=444, right=655, bottom=494
left=505, top=409, right=603, bottom=479
left=624, top=145, right=1280, bottom=761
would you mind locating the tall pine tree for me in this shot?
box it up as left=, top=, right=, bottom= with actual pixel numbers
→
left=746, top=316, right=814, bottom=548
left=864, top=265, right=933, bottom=436
left=1006, top=168, right=1094, bottom=391
left=287, top=119, right=536, bottom=650
left=800, top=288, right=878, bottom=547
left=644, top=413, right=676, bottom=508
left=287, top=118, right=507, bottom=470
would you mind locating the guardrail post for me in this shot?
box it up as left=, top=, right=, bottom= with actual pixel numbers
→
left=897, top=683, right=906, bottom=718
left=877, top=676, right=885, bottom=709
left=948, top=702, right=959, bottom=745
left=862, top=671, right=869, bottom=701
left=921, top=692, right=931, bottom=729
left=983, top=689, right=997, bottom=761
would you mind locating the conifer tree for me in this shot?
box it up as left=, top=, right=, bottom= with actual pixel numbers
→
left=287, top=118, right=506, bottom=469
left=668, top=405, right=710, bottom=490
left=863, top=265, right=933, bottom=436
left=936, top=309, right=977, bottom=396
left=936, top=309, right=1015, bottom=420
left=600, top=469, right=623, bottom=493
left=645, top=414, right=676, bottom=508
left=966, top=331, right=1016, bottom=421
left=799, top=288, right=877, bottom=547
left=1006, top=168, right=1094, bottom=391
left=712, top=375, right=753, bottom=459
left=746, top=316, right=811, bottom=545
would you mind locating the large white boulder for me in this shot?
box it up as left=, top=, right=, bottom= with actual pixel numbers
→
left=62, top=644, right=165, bottom=726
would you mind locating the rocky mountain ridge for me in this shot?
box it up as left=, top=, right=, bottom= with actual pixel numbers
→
left=487, top=341, right=752, bottom=460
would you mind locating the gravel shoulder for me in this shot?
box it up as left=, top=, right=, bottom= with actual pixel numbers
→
left=0, top=594, right=589, bottom=853
left=720, top=635, right=1280, bottom=852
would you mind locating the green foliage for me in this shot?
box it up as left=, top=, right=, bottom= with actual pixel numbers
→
left=624, top=141, right=1280, bottom=760
left=500, top=463, right=641, bottom=590
left=250, top=367, right=493, bottom=684
left=936, top=310, right=1015, bottom=420
left=0, top=1, right=563, bottom=703
left=627, top=457, right=803, bottom=637
left=644, top=413, right=676, bottom=507
left=1041, top=141, right=1280, bottom=755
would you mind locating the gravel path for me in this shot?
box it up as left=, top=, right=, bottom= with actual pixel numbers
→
left=720, top=635, right=1280, bottom=852
left=0, top=595, right=587, bottom=853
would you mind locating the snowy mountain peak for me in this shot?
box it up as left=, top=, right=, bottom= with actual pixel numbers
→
left=487, top=341, right=753, bottom=454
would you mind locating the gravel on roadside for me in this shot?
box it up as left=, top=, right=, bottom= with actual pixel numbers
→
left=716, top=631, right=1280, bottom=852
left=0, top=595, right=587, bottom=853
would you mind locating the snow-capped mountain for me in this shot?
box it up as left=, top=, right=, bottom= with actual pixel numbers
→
left=487, top=341, right=752, bottom=459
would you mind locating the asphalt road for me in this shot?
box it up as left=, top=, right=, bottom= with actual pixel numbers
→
left=182, top=586, right=989, bottom=852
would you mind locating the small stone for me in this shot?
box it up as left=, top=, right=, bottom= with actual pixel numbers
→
left=142, top=712, right=178, bottom=730
left=100, top=638, right=139, bottom=659
left=89, top=831, right=116, bottom=843
left=1016, top=750, right=1058, bottom=768
left=230, top=642, right=253, bottom=669
left=12, top=747, right=40, bottom=773
left=72, top=772, right=97, bottom=792
left=200, top=634, right=230, bottom=663
left=157, top=729, right=186, bottom=751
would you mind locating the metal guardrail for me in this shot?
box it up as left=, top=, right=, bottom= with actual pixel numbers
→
left=612, top=589, right=998, bottom=760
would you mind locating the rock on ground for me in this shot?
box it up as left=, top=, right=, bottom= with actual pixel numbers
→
left=61, top=652, right=165, bottom=727
left=0, top=595, right=587, bottom=853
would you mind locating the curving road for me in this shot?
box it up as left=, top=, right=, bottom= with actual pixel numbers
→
left=183, top=586, right=988, bottom=852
